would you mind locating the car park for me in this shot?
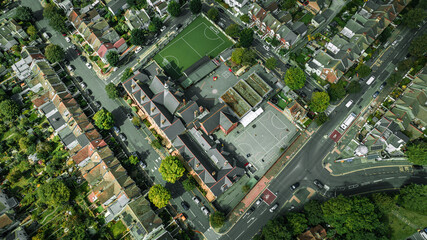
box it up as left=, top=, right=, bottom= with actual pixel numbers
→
left=313, top=179, right=324, bottom=189
left=65, top=37, right=71, bottom=43
left=269, top=203, right=279, bottom=212
left=85, top=62, right=92, bottom=69
left=290, top=182, right=300, bottom=191
left=192, top=196, right=200, bottom=204
left=118, top=133, right=127, bottom=141
left=181, top=201, right=190, bottom=210
left=135, top=46, right=142, bottom=53
left=79, top=82, right=87, bottom=89
left=372, top=91, right=380, bottom=98
left=201, top=206, right=210, bottom=215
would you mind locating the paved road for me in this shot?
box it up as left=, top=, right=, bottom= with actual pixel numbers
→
left=219, top=23, right=427, bottom=240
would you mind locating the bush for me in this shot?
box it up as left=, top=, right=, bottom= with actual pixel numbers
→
left=210, top=212, right=226, bottom=228
left=151, top=139, right=162, bottom=149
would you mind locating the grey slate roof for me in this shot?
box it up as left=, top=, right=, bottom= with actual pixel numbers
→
left=199, top=103, right=236, bottom=135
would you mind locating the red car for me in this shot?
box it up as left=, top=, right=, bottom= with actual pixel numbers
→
left=62, top=33, right=67, bottom=36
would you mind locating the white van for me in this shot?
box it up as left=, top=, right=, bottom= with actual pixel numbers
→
left=42, top=32, right=50, bottom=39
left=345, top=100, right=353, bottom=108
left=366, top=76, right=375, bottom=85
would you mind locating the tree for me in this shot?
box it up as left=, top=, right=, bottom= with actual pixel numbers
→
left=148, top=185, right=171, bottom=208
left=262, top=218, right=292, bottom=240
left=207, top=8, right=219, bottom=22
left=210, top=211, right=225, bottom=228
left=328, top=83, right=346, bottom=101
left=405, top=139, right=427, bottom=165
left=284, top=67, right=306, bottom=90
left=231, top=48, right=245, bottom=65
left=315, top=112, right=329, bottom=126
left=106, top=51, right=120, bottom=67
left=239, top=28, right=254, bottom=48
left=43, top=4, right=60, bottom=19
left=127, top=0, right=146, bottom=7
left=182, top=176, right=197, bottom=191
left=189, top=0, right=202, bottom=14
left=130, top=29, right=145, bottom=46
left=378, top=27, right=392, bottom=43
left=347, top=81, right=361, bottom=93
left=241, top=49, right=256, bottom=66
left=310, top=92, right=330, bottom=112
left=49, top=14, right=68, bottom=33
left=280, top=0, right=296, bottom=10
left=403, top=8, right=426, bottom=29
left=105, top=83, right=119, bottom=99
left=159, top=156, right=185, bottom=183
left=168, top=0, right=181, bottom=17
left=386, top=72, right=402, bottom=86
left=398, top=184, right=427, bottom=214
left=14, top=6, right=33, bottom=22
left=286, top=212, right=308, bottom=235
left=132, top=116, right=141, bottom=127
left=355, top=64, right=371, bottom=78
left=121, top=67, right=134, bottom=82
left=371, top=192, right=395, bottom=213
left=0, top=100, right=20, bottom=119
left=242, top=184, right=250, bottom=193
left=151, top=139, right=162, bottom=149
left=240, top=14, right=250, bottom=23
left=409, top=34, right=427, bottom=57
left=303, top=200, right=324, bottom=225
left=128, top=155, right=139, bottom=165
left=37, top=179, right=70, bottom=206
left=19, top=137, right=35, bottom=154
left=225, top=24, right=240, bottom=38
left=149, top=17, right=163, bottom=32
left=27, top=25, right=37, bottom=39
left=45, top=44, right=65, bottom=63
left=397, top=59, right=414, bottom=73
left=322, top=195, right=382, bottom=235
left=265, top=57, right=277, bottom=70
left=93, top=109, right=114, bottom=130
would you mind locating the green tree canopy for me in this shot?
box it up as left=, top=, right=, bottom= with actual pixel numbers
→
left=43, top=3, right=60, bottom=19
left=371, top=192, right=395, bottom=213
left=265, top=57, right=277, bottom=70
left=398, top=184, right=427, bottom=214
left=280, top=0, right=296, bottom=10
left=182, top=176, right=198, bottom=191
left=127, top=0, right=147, bottom=7
left=45, top=44, right=65, bottom=63
left=328, top=83, right=346, bottom=101
left=405, top=139, right=427, bottom=165
left=49, top=14, right=68, bottom=33
left=284, top=67, right=306, bottom=90
left=128, top=155, right=139, bottom=165
left=148, top=184, right=171, bottom=208
left=130, top=29, right=145, bottom=46
left=27, top=25, right=38, bottom=39
left=240, top=14, right=250, bottom=23
left=355, top=63, right=372, bottom=78
left=303, top=200, right=324, bottom=225
left=286, top=212, right=308, bottom=235
left=168, top=0, right=181, bottom=17
left=159, top=156, right=185, bottom=183
left=386, top=72, right=402, bottom=86
left=232, top=48, right=246, bottom=64
left=310, top=92, right=330, bottom=112
left=231, top=48, right=255, bottom=65
left=93, top=109, right=114, bottom=130
left=241, top=49, right=256, bottom=66
left=37, top=179, right=70, bottom=206
left=105, top=83, right=119, bottom=99
left=403, top=8, right=426, bottom=29
left=322, top=195, right=382, bottom=235
left=189, top=0, right=202, bottom=14
left=207, top=8, right=219, bottom=22
left=225, top=24, right=240, bottom=38
left=210, top=211, right=226, bottom=228
left=262, top=218, right=293, bottom=240
left=347, top=81, right=361, bottom=93
left=149, top=17, right=163, bottom=32
left=315, top=112, right=329, bottom=126
left=14, top=6, right=33, bottom=22
left=106, top=51, right=120, bottom=67
left=0, top=99, right=20, bottom=119
left=409, top=34, right=427, bottom=57
left=239, top=28, right=254, bottom=48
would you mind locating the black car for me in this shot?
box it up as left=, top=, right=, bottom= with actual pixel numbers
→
left=218, top=8, right=224, bottom=13
left=80, top=56, right=87, bottom=62
left=63, top=60, right=70, bottom=66
left=127, top=113, right=133, bottom=120
left=94, top=101, right=101, bottom=109
left=85, top=89, right=93, bottom=95
left=245, top=207, right=255, bottom=216
left=379, top=82, right=387, bottom=90
left=75, top=76, right=83, bottom=82
left=118, top=133, right=127, bottom=141
left=300, top=92, right=307, bottom=98
left=313, top=179, right=324, bottom=189
left=181, top=201, right=190, bottom=210
left=176, top=24, right=182, bottom=30
left=372, top=91, right=380, bottom=98
left=290, top=182, right=300, bottom=191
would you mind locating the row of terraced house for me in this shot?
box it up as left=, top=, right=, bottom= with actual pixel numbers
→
left=305, top=0, right=409, bottom=84
left=22, top=46, right=170, bottom=240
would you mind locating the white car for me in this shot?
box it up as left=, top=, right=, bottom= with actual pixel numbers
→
left=65, top=37, right=71, bottom=43
left=160, top=26, right=166, bottom=32
left=192, top=196, right=200, bottom=204
left=85, top=62, right=92, bottom=69
left=269, top=203, right=279, bottom=212
left=263, top=45, right=270, bottom=51
left=135, top=46, right=142, bottom=53
left=201, top=206, right=210, bottom=215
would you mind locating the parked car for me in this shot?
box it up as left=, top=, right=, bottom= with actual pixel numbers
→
left=118, top=133, right=127, bottom=141
left=79, top=82, right=87, bottom=89
left=113, top=126, right=120, bottom=135
left=372, top=91, right=380, bottom=98
left=379, top=82, right=387, bottom=90
left=67, top=65, right=75, bottom=72
left=85, top=62, right=92, bottom=69
left=255, top=198, right=262, bottom=205
left=269, top=203, right=279, bottom=212
left=290, top=182, right=300, bottom=191
left=313, top=179, right=324, bottom=189
left=160, top=26, right=166, bottom=32
left=175, top=24, right=182, bottom=30
left=70, top=44, right=76, bottom=50
left=94, top=101, right=101, bottom=109
left=345, top=100, right=354, bottom=108
left=263, top=45, right=270, bottom=51
left=201, top=206, right=210, bottom=215
left=75, top=76, right=83, bottom=82
left=192, top=196, right=200, bottom=204
left=127, top=113, right=133, bottom=120
left=245, top=207, right=255, bottom=216
left=85, top=89, right=92, bottom=95
left=42, top=32, right=50, bottom=39
left=65, top=37, right=71, bottom=43
left=218, top=8, right=224, bottom=13
left=139, top=161, right=147, bottom=168
left=80, top=56, right=87, bottom=62
left=181, top=201, right=190, bottom=210
left=135, top=46, right=142, bottom=53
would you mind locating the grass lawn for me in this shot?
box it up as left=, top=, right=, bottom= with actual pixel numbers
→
left=154, top=15, right=233, bottom=79
left=386, top=207, right=427, bottom=240
left=29, top=112, right=38, bottom=122
left=277, top=98, right=288, bottom=110
left=109, top=220, right=127, bottom=239
left=300, top=13, right=314, bottom=24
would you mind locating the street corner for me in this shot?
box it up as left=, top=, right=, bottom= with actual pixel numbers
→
left=324, top=163, right=333, bottom=173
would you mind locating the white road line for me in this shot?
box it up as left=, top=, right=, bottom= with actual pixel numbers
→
left=398, top=176, right=406, bottom=179
left=373, top=179, right=383, bottom=183
left=236, top=230, right=245, bottom=239
left=385, top=177, right=394, bottom=180
left=260, top=208, right=267, bottom=215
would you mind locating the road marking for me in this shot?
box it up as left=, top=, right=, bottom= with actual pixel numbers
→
left=385, top=177, right=394, bottom=180
left=398, top=176, right=406, bottom=179
left=361, top=182, right=370, bottom=186
left=373, top=179, right=383, bottom=183
left=236, top=230, right=246, bottom=239
left=260, top=208, right=267, bottom=215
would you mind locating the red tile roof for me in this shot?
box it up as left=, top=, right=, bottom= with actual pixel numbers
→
left=97, top=43, right=115, bottom=58
left=114, top=38, right=126, bottom=48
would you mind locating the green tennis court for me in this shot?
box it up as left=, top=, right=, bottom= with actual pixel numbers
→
left=154, top=15, right=233, bottom=79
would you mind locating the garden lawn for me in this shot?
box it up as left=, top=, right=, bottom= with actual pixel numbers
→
left=387, top=207, right=427, bottom=240
left=109, top=220, right=127, bottom=239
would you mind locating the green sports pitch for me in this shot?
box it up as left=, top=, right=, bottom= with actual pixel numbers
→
left=154, top=16, right=233, bottom=79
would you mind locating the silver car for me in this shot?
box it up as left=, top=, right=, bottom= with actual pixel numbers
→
left=201, top=206, right=210, bottom=215
left=269, top=203, right=279, bottom=212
